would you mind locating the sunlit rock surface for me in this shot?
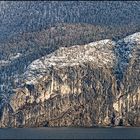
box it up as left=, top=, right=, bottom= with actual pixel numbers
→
left=0, top=33, right=140, bottom=127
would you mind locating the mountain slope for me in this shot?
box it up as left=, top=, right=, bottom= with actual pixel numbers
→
left=0, top=1, right=140, bottom=41
left=0, top=23, right=139, bottom=97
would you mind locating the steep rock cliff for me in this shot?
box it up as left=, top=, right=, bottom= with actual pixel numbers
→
left=0, top=33, right=140, bottom=127
left=113, top=33, right=140, bottom=126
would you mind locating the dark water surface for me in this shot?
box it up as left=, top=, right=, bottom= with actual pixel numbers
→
left=0, top=127, right=139, bottom=139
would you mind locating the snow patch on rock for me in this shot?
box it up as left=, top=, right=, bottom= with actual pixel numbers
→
left=23, top=39, right=116, bottom=84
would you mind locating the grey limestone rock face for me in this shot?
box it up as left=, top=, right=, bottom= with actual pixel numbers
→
left=0, top=33, right=140, bottom=127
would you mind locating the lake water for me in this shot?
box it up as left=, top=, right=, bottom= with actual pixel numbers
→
left=0, top=127, right=139, bottom=139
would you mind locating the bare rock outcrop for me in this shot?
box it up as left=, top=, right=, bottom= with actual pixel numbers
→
left=0, top=33, right=140, bottom=127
